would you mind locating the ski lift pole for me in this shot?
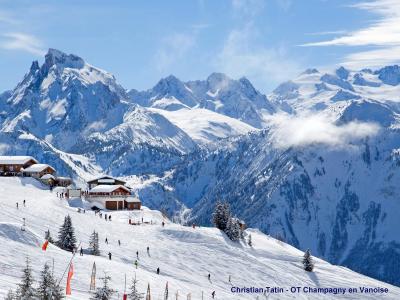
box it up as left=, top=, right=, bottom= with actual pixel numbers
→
left=57, top=242, right=81, bottom=287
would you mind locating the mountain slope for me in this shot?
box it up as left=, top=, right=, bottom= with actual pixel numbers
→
left=0, top=49, right=198, bottom=177
left=129, top=73, right=276, bottom=129
left=1, top=177, right=399, bottom=299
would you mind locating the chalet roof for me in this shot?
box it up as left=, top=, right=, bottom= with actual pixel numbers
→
left=0, top=156, right=38, bottom=165
left=125, top=196, right=141, bottom=203
left=89, top=184, right=130, bottom=193
left=23, top=164, right=55, bottom=173
left=87, top=175, right=126, bottom=184
left=56, top=176, right=72, bottom=180
left=41, top=174, right=55, bottom=180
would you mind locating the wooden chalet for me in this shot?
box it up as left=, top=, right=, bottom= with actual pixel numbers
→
left=22, top=164, right=56, bottom=178
left=87, top=175, right=126, bottom=190
left=55, top=176, right=73, bottom=187
left=0, top=156, right=38, bottom=176
left=87, top=183, right=141, bottom=210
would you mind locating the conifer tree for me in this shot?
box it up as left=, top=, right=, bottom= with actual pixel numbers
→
left=45, top=229, right=54, bottom=243
left=212, top=201, right=231, bottom=231
left=128, top=274, right=144, bottom=300
left=225, top=218, right=241, bottom=241
left=17, top=258, right=36, bottom=299
left=5, top=289, right=16, bottom=300
left=57, top=215, right=77, bottom=252
left=91, top=273, right=114, bottom=300
left=89, top=230, right=100, bottom=256
left=302, top=249, right=314, bottom=272
left=37, top=263, right=64, bottom=300
left=248, top=234, right=252, bottom=247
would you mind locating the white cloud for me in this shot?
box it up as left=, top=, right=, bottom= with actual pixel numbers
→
left=215, top=24, right=301, bottom=88
left=154, top=33, right=195, bottom=73
left=0, top=32, right=45, bottom=56
left=301, top=0, right=400, bottom=68
left=268, top=113, right=380, bottom=149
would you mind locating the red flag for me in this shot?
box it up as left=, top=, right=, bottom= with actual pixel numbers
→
left=42, top=240, right=49, bottom=251
left=66, top=263, right=74, bottom=295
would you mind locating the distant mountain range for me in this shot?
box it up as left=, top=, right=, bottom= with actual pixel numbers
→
left=1, top=49, right=400, bottom=286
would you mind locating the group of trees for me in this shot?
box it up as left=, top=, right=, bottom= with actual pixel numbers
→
left=212, top=201, right=315, bottom=272
left=91, top=273, right=145, bottom=300
left=47, top=216, right=99, bottom=256
left=6, top=259, right=64, bottom=300
left=212, top=201, right=245, bottom=242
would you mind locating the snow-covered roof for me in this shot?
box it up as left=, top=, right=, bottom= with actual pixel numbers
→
left=23, top=164, right=55, bottom=173
left=0, top=156, right=38, bottom=165
left=41, top=174, right=55, bottom=180
left=87, top=175, right=126, bottom=184
left=89, top=184, right=130, bottom=193
left=56, top=176, right=71, bottom=180
left=125, top=196, right=141, bottom=203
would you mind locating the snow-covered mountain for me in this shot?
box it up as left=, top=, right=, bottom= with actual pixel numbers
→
left=2, top=48, right=400, bottom=288
left=1, top=177, right=399, bottom=299
left=128, top=73, right=275, bottom=128
left=127, top=65, right=400, bottom=287
left=0, top=49, right=200, bottom=178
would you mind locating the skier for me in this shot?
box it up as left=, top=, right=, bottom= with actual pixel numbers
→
left=192, top=223, right=196, bottom=229
left=212, top=291, right=215, bottom=299
left=105, top=237, right=108, bottom=244
left=146, top=246, right=150, bottom=255
left=136, top=250, right=139, bottom=259
left=118, top=240, right=121, bottom=246
left=108, top=252, right=112, bottom=260
left=156, top=267, right=160, bottom=275
left=162, top=221, right=165, bottom=227
left=105, top=213, right=107, bottom=221
left=134, top=260, right=138, bottom=269
left=208, top=273, right=211, bottom=281
left=108, top=215, right=111, bottom=221
left=23, top=199, right=26, bottom=207
left=16, top=202, right=18, bottom=209
left=80, top=247, right=83, bottom=256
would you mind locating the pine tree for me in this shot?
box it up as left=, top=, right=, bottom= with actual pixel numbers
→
left=37, top=263, right=64, bottom=300
left=45, top=230, right=54, bottom=244
left=248, top=234, right=252, bottom=247
left=17, top=258, right=36, bottom=299
left=128, top=274, right=144, bottom=300
left=5, top=289, right=16, bottom=300
left=212, top=201, right=231, bottom=231
left=225, top=218, right=241, bottom=241
left=57, top=215, right=77, bottom=252
left=91, top=273, right=114, bottom=300
left=89, top=230, right=100, bottom=256
left=302, top=249, right=314, bottom=272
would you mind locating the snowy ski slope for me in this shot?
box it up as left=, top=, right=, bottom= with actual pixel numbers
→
left=0, top=177, right=399, bottom=299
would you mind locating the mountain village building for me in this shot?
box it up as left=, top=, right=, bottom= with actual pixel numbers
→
left=86, top=175, right=141, bottom=210
left=87, top=175, right=126, bottom=189
left=0, top=156, right=38, bottom=176
left=22, top=164, right=56, bottom=178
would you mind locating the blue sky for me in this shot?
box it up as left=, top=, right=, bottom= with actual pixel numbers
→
left=0, top=0, right=399, bottom=93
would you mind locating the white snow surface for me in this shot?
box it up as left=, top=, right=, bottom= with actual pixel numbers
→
left=0, top=177, right=399, bottom=299
left=150, top=108, right=256, bottom=144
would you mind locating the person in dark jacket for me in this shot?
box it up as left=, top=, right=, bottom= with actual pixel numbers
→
left=108, top=252, right=112, bottom=260
left=156, top=267, right=160, bottom=275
